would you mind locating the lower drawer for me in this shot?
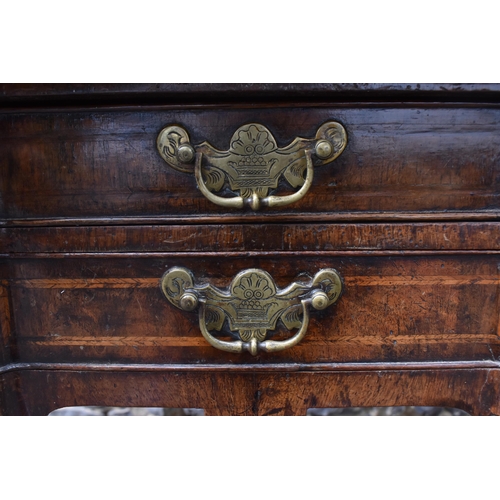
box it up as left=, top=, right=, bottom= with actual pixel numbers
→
left=2, top=253, right=499, bottom=366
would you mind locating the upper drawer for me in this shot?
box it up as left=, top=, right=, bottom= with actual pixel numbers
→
left=1, top=105, right=499, bottom=222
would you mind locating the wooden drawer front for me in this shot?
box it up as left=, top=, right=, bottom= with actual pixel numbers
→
left=3, top=222, right=499, bottom=253
left=4, top=254, right=499, bottom=366
left=1, top=106, right=499, bottom=222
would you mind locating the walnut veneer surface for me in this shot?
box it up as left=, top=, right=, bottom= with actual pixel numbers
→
left=1, top=84, right=499, bottom=415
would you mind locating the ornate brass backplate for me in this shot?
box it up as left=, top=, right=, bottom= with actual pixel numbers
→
left=161, top=267, right=343, bottom=355
left=157, top=121, right=347, bottom=210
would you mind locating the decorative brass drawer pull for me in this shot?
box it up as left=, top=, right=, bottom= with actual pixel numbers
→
left=157, top=121, right=347, bottom=210
left=161, top=267, right=343, bottom=355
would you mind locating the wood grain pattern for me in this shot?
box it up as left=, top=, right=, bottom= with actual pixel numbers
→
left=1, top=106, right=500, bottom=221
left=3, top=211, right=500, bottom=229
left=2, top=222, right=499, bottom=253
left=0, top=284, right=11, bottom=365
left=7, top=275, right=500, bottom=288
left=3, top=254, right=498, bottom=367
left=2, top=367, right=500, bottom=415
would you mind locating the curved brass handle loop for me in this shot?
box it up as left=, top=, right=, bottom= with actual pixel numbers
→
left=259, top=299, right=310, bottom=353
left=157, top=121, right=347, bottom=211
left=195, top=150, right=315, bottom=210
left=198, top=299, right=310, bottom=355
left=263, top=150, right=314, bottom=209
left=161, top=267, right=342, bottom=356
left=194, top=153, right=245, bottom=209
left=198, top=302, right=244, bottom=354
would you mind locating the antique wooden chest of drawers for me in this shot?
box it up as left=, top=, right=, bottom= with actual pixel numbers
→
left=1, top=83, right=499, bottom=415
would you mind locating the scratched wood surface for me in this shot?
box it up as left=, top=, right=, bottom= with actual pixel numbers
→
left=3, top=222, right=499, bottom=253
left=1, top=106, right=500, bottom=221
left=1, top=367, right=500, bottom=415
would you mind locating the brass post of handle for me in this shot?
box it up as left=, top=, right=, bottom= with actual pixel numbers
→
left=160, top=268, right=343, bottom=355
left=157, top=121, right=347, bottom=210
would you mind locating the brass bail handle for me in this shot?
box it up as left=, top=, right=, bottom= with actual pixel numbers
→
left=160, top=267, right=343, bottom=355
left=157, top=121, right=347, bottom=210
